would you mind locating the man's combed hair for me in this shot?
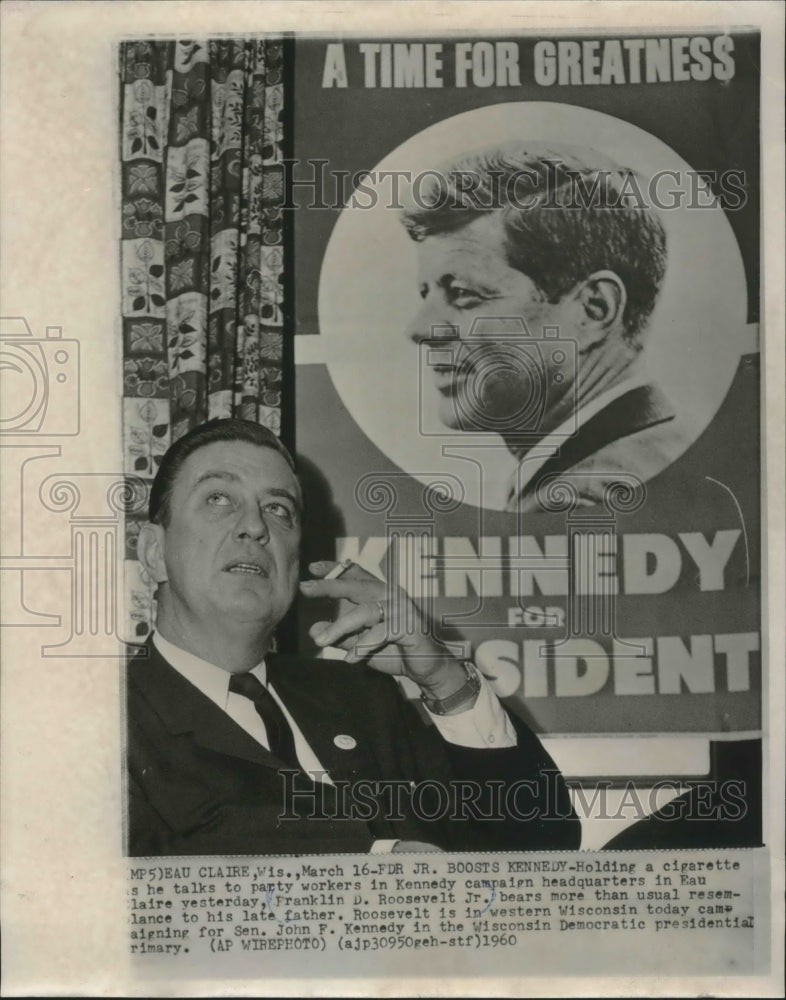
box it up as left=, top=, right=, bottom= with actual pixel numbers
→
left=400, top=142, right=668, bottom=343
left=148, top=418, right=296, bottom=526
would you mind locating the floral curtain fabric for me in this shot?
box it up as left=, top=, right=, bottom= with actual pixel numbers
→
left=119, top=38, right=287, bottom=640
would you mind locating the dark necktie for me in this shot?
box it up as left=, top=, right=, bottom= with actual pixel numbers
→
left=228, top=671, right=301, bottom=770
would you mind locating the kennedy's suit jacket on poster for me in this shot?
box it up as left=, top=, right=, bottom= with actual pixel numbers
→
left=126, top=641, right=580, bottom=856
left=512, top=383, right=692, bottom=512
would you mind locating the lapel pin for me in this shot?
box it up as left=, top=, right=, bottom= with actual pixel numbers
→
left=333, top=734, right=357, bottom=750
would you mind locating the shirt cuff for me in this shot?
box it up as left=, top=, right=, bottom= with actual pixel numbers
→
left=425, top=673, right=517, bottom=749
left=369, top=839, right=399, bottom=854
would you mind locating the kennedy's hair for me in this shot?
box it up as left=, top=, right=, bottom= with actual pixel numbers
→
left=400, top=142, right=667, bottom=343
left=149, top=418, right=297, bottom=526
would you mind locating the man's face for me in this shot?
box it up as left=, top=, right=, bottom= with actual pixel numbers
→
left=406, top=213, right=577, bottom=433
left=152, top=440, right=301, bottom=639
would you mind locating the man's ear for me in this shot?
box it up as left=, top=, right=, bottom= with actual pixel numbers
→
left=578, top=270, right=627, bottom=330
left=137, top=522, right=168, bottom=585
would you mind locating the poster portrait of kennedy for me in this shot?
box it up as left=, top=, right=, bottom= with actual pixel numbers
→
left=400, top=141, right=693, bottom=512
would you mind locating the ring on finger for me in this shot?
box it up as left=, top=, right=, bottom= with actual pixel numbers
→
left=373, top=600, right=385, bottom=624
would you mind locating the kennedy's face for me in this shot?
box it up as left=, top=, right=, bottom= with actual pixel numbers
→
left=406, top=213, right=576, bottom=433
left=154, top=441, right=301, bottom=637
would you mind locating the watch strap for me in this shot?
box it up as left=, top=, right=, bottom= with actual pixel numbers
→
left=421, top=661, right=481, bottom=715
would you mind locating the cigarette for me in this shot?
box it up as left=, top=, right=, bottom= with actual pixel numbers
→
left=323, top=558, right=354, bottom=580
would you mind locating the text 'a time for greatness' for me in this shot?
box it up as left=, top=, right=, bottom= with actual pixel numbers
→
left=321, top=37, right=736, bottom=89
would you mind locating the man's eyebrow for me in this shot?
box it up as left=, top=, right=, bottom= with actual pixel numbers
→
left=439, top=273, right=499, bottom=295
left=267, top=487, right=303, bottom=512
left=194, top=470, right=240, bottom=486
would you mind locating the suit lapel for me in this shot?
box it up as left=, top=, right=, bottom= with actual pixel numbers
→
left=267, top=655, right=375, bottom=782
left=521, top=383, right=676, bottom=501
left=129, top=641, right=287, bottom=771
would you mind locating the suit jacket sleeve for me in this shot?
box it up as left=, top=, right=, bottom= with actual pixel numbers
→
left=377, top=675, right=581, bottom=852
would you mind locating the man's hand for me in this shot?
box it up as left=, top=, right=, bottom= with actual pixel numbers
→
left=299, top=561, right=471, bottom=706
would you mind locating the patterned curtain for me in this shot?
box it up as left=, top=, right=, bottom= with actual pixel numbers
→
left=119, top=38, right=288, bottom=641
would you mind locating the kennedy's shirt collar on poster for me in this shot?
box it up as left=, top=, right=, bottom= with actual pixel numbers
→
left=152, top=631, right=267, bottom=710
left=506, top=375, right=649, bottom=503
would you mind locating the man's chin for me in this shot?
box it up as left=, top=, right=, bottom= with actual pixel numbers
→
left=217, top=588, right=273, bottom=620
left=437, top=399, right=491, bottom=433
left=217, top=586, right=295, bottom=627
left=436, top=398, right=463, bottom=431
left=438, top=392, right=534, bottom=434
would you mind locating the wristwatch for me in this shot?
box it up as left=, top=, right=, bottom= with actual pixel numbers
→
left=421, top=661, right=482, bottom=715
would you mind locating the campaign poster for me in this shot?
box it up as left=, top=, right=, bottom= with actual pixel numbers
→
left=292, top=33, right=761, bottom=785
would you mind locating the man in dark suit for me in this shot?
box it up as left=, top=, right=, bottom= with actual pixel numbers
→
left=127, top=418, right=579, bottom=856
left=401, top=142, right=693, bottom=512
